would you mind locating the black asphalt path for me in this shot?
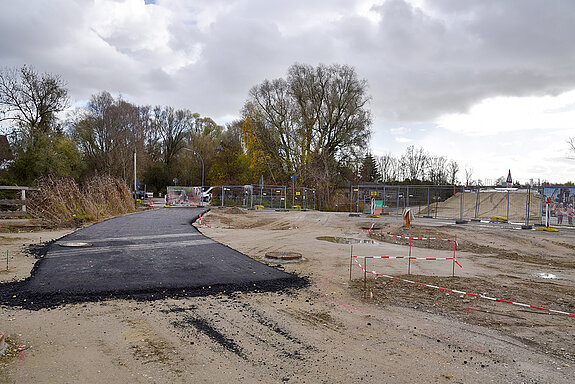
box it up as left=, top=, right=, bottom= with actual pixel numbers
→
left=0, top=208, right=304, bottom=309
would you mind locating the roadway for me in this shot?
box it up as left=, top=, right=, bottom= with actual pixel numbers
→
left=0, top=207, right=304, bottom=308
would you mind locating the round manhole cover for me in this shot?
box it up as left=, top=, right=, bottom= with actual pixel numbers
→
left=58, top=242, right=93, bottom=247
left=265, top=251, right=302, bottom=261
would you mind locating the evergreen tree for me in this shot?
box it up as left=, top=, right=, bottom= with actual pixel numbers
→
left=360, top=153, right=380, bottom=183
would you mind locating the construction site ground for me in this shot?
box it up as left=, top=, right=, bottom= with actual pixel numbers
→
left=1, top=208, right=574, bottom=383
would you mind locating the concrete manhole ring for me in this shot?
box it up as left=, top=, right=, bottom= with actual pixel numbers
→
left=265, top=251, right=302, bottom=261
left=58, top=242, right=93, bottom=247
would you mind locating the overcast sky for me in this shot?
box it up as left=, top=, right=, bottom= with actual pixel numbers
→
left=1, top=0, right=574, bottom=184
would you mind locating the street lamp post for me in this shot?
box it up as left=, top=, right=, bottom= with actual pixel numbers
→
left=183, top=148, right=204, bottom=204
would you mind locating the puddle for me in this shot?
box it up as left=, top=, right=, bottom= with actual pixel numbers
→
left=316, top=236, right=376, bottom=245
left=536, top=272, right=557, bottom=279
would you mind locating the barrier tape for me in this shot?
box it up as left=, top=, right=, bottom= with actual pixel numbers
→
left=317, top=275, right=369, bottom=314
left=353, top=258, right=574, bottom=317
left=351, top=250, right=462, bottom=269
left=376, top=273, right=575, bottom=317
left=365, top=230, right=458, bottom=245
left=353, top=255, right=457, bottom=261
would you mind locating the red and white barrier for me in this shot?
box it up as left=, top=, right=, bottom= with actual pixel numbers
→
left=369, top=231, right=457, bottom=245
left=375, top=273, right=575, bottom=318
left=368, top=230, right=458, bottom=275
left=350, top=251, right=574, bottom=317
left=350, top=230, right=460, bottom=277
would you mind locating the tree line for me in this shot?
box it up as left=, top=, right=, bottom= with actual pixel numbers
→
left=359, top=146, right=460, bottom=185
left=0, top=64, right=463, bottom=209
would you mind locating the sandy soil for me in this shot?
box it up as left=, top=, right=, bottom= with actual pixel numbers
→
left=1, top=209, right=574, bottom=383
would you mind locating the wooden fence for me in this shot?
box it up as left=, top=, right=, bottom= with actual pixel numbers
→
left=0, top=186, right=37, bottom=218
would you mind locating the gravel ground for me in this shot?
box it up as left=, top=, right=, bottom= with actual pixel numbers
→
left=0, top=209, right=574, bottom=383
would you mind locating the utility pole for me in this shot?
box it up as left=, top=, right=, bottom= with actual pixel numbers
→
left=133, top=149, right=137, bottom=197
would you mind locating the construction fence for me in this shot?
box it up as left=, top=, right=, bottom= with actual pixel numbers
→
left=165, top=183, right=575, bottom=226
left=348, top=184, right=575, bottom=227
left=166, top=185, right=316, bottom=210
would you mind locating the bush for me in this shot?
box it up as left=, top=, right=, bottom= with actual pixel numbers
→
left=27, top=175, right=136, bottom=227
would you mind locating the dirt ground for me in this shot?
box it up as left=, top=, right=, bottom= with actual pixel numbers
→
left=1, top=209, right=574, bottom=383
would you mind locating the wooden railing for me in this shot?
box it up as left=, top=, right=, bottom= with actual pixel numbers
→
left=0, top=186, right=37, bottom=218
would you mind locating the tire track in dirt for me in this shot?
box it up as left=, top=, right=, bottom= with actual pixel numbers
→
left=163, top=294, right=320, bottom=374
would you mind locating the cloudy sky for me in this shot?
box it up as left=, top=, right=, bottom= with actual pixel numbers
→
left=1, top=0, right=575, bottom=184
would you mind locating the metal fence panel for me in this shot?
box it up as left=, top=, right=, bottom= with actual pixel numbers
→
left=541, top=186, right=575, bottom=226
left=348, top=184, right=564, bottom=225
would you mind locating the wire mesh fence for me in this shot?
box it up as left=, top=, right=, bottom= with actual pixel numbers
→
left=167, top=185, right=316, bottom=210
left=347, top=184, right=574, bottom=227
left=165, top=182, right=574, bottom=227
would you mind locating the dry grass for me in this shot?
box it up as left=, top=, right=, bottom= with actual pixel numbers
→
left=27, top=175, right=136, bottom=227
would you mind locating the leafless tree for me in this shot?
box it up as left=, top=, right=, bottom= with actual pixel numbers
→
left=151, top=106, right=194, bottom=166
left=243, top=63, right=372, bottom=189
left=377, top=153, right=398, bottom=183
left=288, top=63, right=372, bottom=169
left=247, top=78, right=299, bottom=175
left=427, top=156, right=448, bottom=185
left=0, top=65, right=68, bottom=140
left=447, top=160, right=459, bottom=185
left=72, top=91, right=150, bottom=180
left=464, top=166, right=474, bottom=187
left=400, top=145, right=428, bottom=181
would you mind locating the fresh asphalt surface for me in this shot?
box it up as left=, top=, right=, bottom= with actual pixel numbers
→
left=0, top=208, right=304, bottom=308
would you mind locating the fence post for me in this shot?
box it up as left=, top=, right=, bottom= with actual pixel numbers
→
left=426, top=186, right=430, bottom=217
left=506, top=190, right=510, bottom=222
left=406, top=185, right=410, bottom=209
left=408, top=238, right=412, bottom=274
left=383, top=186, right=387, bottom=215
left=475, top=187, right=480, bottom=220
left=522, top=186, right=532, bottom=229
left=221, top=186, right=224, bottom=207
left=349, top=245, right=353, bottom=281
left=460, top=186, right=464, bottom=221
left=21, top=189, right=26, bottom=213
left=396, top=186, right=400, bottom=216
left=539, top=187, right=544, bottom=225
left=364, top=257, right=367, bottom=297
left=350, top=185, right=352, bottom=213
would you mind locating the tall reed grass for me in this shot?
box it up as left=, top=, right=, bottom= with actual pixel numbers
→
left=28, top=175, right=136, bottom=227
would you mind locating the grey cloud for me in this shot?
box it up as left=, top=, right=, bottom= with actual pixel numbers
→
left=361, top=0, right=575, bottom=120
left=2, top=0, right=575, bottom=124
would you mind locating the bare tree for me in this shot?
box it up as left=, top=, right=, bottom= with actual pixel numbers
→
left=428, top=156, right=448, bottom=185
left=73, top=91, right=150, bottom=179
left=377, top=153, right=398, bottom=183
left=243, top=63, right=372, bottom=188
left=447, top=160, right=459, bottom=185
left=247, top=78, right=299, bottom=175
left=0, top=65, right=68, bottom=140
left=151, top=106, right=194, bottom=166
left=400, top=145, right=428, bottom=181
left=288, top=63, right=372, bottom=169
left=464, top=166, right=474, bottom=187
